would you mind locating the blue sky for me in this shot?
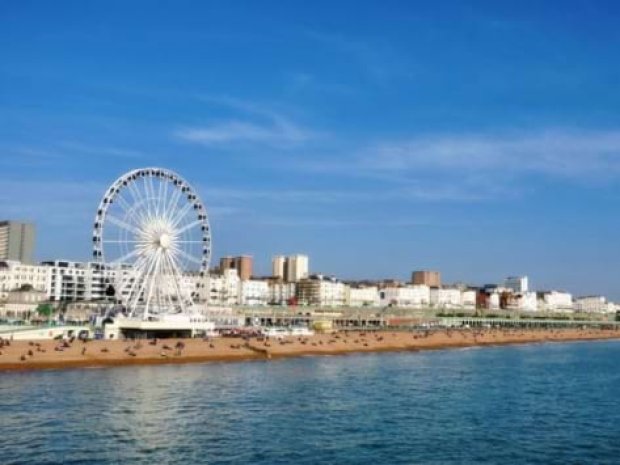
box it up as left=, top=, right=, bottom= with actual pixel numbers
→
left=1, top=1, right=620, bottom=298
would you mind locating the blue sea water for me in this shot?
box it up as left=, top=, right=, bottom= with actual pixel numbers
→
left=1, top=340, right=620, bottom=464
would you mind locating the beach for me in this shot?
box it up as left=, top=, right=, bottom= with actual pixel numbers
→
left=1, top=326, right=619, bottom=371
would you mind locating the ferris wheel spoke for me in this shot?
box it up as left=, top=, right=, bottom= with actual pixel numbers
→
left=174, top=219, right=203, bottom=236
left=163, top=184, right=183, bottom=223
left=127, top=180, right=151, bottom=222
left=156, top=178, right=164, bottom=217
left=170, top=202, right=195, bottom=229
left=163, top=252, right=190, bottom=311
left=110, top=247, right=143, bottom=265
left=106, top=214, right=144, bottom=236
left=146, top=175, right=158, bottom=217
left=124, top=255, right=150, bottom=311
left=161, top=179, right=169, bottom=218
left=131, top=252, right=159, bottom=311
left=171, top=247, right=203, bottom=266
left=115, top=193, right=146, bottom=226
left=144, top=250, right=163, bottom=315
left=103, top=240, right=147, bottom=244
left=140, top=176, right=154, bottom=219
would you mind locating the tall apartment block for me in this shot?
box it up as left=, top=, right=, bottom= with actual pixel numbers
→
left=272, top=254, right=309, bottom=282
left=504, top=276, right=529, bottom=293
left=219, top=255, right=253, bottom=280
left=411, top=270, right=441, bottom=287
left=272, top=255, right=286, bottom=279
left=287, top=254, right=309, bottom=282
left=0, top=221, right=35, bottom=264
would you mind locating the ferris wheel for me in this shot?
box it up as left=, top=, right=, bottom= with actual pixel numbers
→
left=92, top=167, right=211, bottom=318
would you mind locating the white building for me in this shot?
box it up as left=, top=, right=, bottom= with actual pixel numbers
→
left=268, top=281, right=296, bottom=305
left=462, top=290, right=477, bottom=309
left=272, top=256, right=286, bottom=280
left=0, top=288, right=47, bottom=319
left=347, top=286, right=380, bottom=307
left=0, top=260, right=49, bottom=299
left=205, top=269, right=240, bottom=306
left=539, top=291, right=573, bottom=312
left=239, top=279, right=269, bottom=306
left=43, top=260, right=126, bottom=302
left=518, top=292, right=538, bottom=312
left=296, top=275, right=347, bottom=307
left=286, top=254, right=309, bottom=282
left=574, top=296, right=611, bottom=313
left=430, top=288, right=462, bottom=309
left=379, top=285, right=430, bottom=308
left=505, top=276, right=529, bottom=293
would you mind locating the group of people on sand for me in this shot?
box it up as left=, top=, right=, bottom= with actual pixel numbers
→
left=0, top=336, right=11, bottom=356
left=6, top=325, right=618, bottom=366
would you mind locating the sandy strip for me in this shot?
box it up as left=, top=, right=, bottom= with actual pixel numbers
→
left=1, top=327, right=619, bottom=372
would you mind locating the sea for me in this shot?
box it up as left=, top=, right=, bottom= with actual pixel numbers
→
left=1, top=340, right=620, bottom=464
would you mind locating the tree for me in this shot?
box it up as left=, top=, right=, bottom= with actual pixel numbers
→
left=36, top=303, right=54, bottom=318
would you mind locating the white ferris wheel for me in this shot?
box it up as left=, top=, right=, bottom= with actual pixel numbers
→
left=92, top=167, right=211, bottom=319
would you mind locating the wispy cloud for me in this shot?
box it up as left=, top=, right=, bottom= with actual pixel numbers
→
left=58, top=141, right=146, bottom=159
left=362, top=129, right=620, bottom=179
left=199, top=184, right=499, bottom=204
left=175, top=95, right=320, bottom=147
left=176, top=119, right=313, bottom=146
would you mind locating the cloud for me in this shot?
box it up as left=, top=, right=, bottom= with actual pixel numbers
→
left=363, top=130, right=620, bottom=179
left=175, top=95, right=319, bottom=147
left=199, top=184, right=499, bottom=205
left=176, top=119, right=313, bottom=146
left=59, top=141, right=146, bottom=159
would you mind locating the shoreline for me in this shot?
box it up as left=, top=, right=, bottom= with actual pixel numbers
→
left=1, top=328, right=619, bottom=372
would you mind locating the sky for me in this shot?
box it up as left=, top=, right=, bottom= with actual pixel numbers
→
left=1, top=1, right=620, bottom=299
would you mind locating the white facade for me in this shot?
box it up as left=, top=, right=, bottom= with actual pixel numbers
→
left=269, top=281, right=296, bottom=305
left=574, top=296, right=610, bottom=313
left=488, top=292, right=500, bottom=310
left=347, top=286, right=380, bottom=307
left=462, top=290, right=477, bottom=309
left=505, top=276, right=529, bottom=293
left=297, top=275, right=347, bottom=307
left=430, top=288, right=462, bottom=308
left=0, top=260, right=49, bottom=299
left=380, top=285, right=430, bottom=308
left=239, top=279, right=269, bottom=306
left=539, top=291, right=573, bottom=312
left=518, top=292, right=538, bottom=312
left=205, top=269, right=240, bottom=306
left=43, top=260, right=126, bottom=302
left=0, top=288, right=47, bottom=318
left=272, top=256, right=285, bottom=279
left=286, top=254, right=309, bottom=282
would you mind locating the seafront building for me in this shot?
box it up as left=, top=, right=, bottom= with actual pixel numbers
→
left=272, top=254, right=309, bottom=282
left=573, top=296, right=615, bottom=313
left=538, top=291, right=574, bottom=312
left=411, top=270, right=441, bottom=287
left=505, top=276, right=529, bottom=293
left=296, top=274, right=346, bottom=307
left=380, top=285, right=431, bottom=308
left=0, top=256, right=617, bottom=318
left=346, top=286, right=380, bottom=307
left=0, top=221, right=35, bottom=264
left=0, top=260, right=49, bottom=299
left=219, top=255, right=253, bottom=281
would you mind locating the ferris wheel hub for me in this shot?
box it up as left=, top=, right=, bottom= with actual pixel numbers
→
left=157, top=233, right=171, bottom=249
